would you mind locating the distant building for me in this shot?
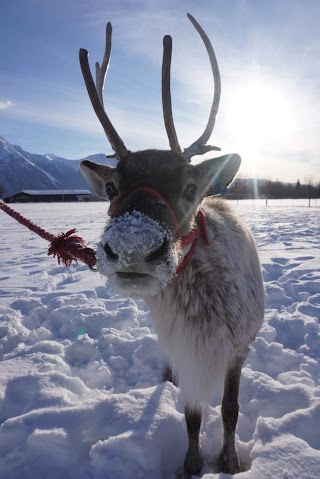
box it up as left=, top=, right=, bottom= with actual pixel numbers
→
left=5, top=189, right=93, bottom=203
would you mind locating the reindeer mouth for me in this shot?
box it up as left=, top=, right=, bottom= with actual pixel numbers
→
left=116, top=272, right=150, bottom=280
left=113, top=270, right=159, bottom=296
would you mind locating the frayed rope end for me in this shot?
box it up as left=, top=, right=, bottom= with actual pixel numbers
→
left=48, top=229, right=97, bottom=268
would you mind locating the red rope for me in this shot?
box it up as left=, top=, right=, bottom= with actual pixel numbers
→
left=0, top=200, right=97, bottom=269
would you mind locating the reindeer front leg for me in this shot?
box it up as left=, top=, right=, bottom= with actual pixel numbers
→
left=182, top=405, right=203, bottom=478
left=217, top=355, right=246, bottom=474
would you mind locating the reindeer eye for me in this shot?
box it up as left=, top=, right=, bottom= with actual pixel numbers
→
left=183, top=184, right=197, bottom=201
left=105, top=182, right=118, bottom=200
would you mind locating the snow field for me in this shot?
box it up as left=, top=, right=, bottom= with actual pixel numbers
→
left=0, top=201, right=319, bottom=478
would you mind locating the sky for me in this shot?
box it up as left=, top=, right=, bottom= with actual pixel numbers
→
left=0, top=0, right=319, bottom=182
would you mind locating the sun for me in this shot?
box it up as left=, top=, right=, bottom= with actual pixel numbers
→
left=224, top=75, right=296, bottom=176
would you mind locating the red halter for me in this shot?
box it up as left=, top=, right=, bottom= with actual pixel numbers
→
left=111, top=187, right=210, bottom=273
left=176, top=208, right=210, bottom=273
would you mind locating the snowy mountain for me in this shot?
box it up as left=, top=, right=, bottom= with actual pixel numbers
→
left=0, top=136, right=114, bottom=197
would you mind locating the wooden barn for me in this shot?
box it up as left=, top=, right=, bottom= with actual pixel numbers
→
left=5, top=189, right=93, bottom=203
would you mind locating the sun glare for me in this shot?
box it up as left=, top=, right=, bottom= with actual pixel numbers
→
left=225, top=77, right=296, bottom=176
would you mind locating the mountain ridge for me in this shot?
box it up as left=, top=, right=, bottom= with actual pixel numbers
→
left=0, top=136, right=114, bottom=197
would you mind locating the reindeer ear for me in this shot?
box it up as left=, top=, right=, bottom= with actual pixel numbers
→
left=194, top=153, right=241, bottom=197
left=80, top=160, right=116, bottom=199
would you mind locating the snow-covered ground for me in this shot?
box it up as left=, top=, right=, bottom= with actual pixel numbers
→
left=0, top=201, right=319, bottom=479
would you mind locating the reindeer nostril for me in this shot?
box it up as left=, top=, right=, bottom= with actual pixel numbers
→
left=103, top=242, right=118, bottom=260
left=147, top=237, right=169, bottom=263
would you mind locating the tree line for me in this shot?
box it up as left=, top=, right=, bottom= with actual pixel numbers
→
left=228, top=178, right=320, bottom=200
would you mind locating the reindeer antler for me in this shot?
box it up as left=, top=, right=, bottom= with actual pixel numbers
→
left=161, top=13, right=221, bottom=161
left=80, top=15, right=221, bottom=162
left=162, top=35, right=183, bottom=156
left=79, top=23, right=129, bottom=160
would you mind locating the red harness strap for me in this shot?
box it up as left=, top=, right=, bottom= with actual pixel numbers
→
left=177, top=208, right=210, bottom=273
left=110, top=186, right=180, bottom=232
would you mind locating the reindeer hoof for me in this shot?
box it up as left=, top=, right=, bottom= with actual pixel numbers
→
left=177, top=472, right=191, bottom=479
left=178, top=466, right=202, bottom=479
left=217, top=446, right=241, bottom=474
left=183, top=449, right=203, bottom=478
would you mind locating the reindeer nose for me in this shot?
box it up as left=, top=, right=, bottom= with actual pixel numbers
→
left=102, top=209, right=173, bottom=267
left=146, top=237, right=169, bottom=263
left=103, top=236, right=169, bottom=263
left=103, top=242, right=118, bottom=260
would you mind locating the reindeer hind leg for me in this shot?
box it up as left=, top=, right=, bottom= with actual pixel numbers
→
left=217, top=353, right=247, bottom=474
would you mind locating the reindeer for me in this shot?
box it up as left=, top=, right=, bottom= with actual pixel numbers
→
left=79, top=14, right=265, bottom=477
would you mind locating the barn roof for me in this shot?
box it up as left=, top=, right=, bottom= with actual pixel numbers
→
left=20, top=190, right=92, bottom=195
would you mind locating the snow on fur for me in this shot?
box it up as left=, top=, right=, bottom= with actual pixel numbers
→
left=97, top=210, right=178, bottom=291
left=104, top=211, right=169, bottom=257
left=0, top=201, right=319, bottom=479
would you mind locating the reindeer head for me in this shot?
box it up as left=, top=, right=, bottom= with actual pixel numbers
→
left=80, top=14, right=241, bottom=297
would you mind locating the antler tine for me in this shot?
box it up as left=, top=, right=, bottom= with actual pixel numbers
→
left=95, top=22, right=112, bottom=107
left=79, top=23, right=129, bottom=160
left=162, top=35, right=182, bottom=156
left=182, top=13, right=221, bottom=161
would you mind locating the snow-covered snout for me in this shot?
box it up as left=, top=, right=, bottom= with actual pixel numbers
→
left=97, top=188, right=180, bottom=296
